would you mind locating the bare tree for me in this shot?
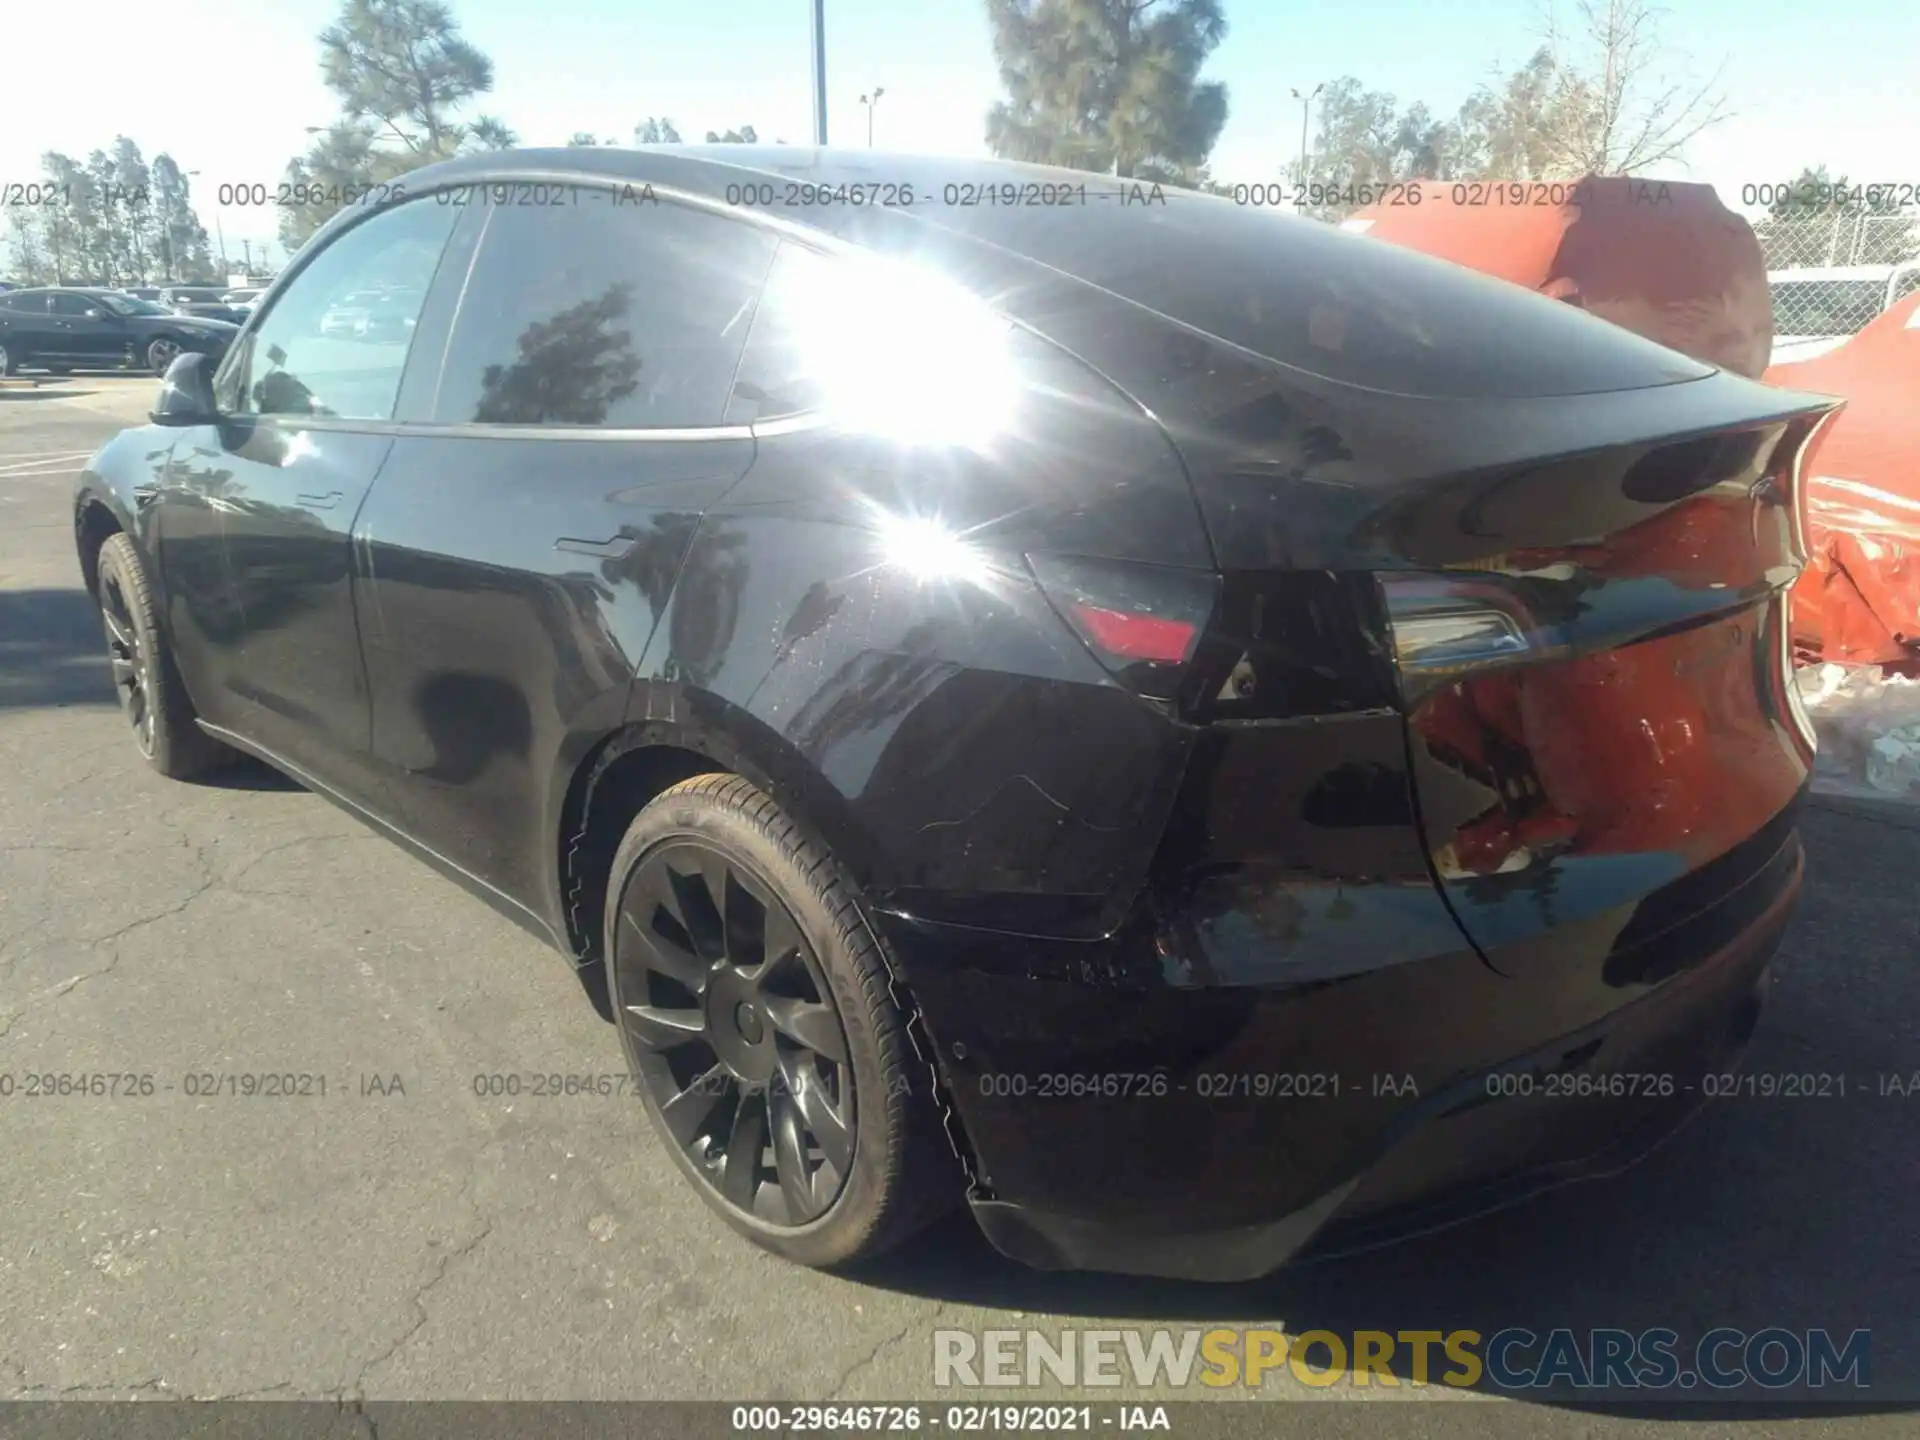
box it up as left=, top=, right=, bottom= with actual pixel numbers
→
left=1529, top=0, right=1728, bottom=175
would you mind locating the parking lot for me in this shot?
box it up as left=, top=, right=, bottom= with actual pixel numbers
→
left=1, top=376, right=1916, bottom=1424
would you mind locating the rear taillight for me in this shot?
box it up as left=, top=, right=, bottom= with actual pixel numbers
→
left=1027, top=553, right=1217, bottom=702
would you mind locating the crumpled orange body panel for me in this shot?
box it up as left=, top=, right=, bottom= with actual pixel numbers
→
left=1770, top=294, right=1920, bottom=668
left=1351, top=176, right=1774, bottom=378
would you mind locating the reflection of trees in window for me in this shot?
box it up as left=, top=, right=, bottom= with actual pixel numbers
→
left=473, top=284, right=643, bottom=425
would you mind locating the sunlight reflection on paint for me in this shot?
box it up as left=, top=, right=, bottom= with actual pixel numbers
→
left=788, top=251, right=1018, bottom=448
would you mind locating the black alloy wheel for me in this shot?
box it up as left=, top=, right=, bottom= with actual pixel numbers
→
left=92, top=534, right=234, bottom=780
left=616, top=839, right=855, bottom=1225
left=99, top=560, right=156, bottom=757
left=605, top=774, right=957, bottom=1268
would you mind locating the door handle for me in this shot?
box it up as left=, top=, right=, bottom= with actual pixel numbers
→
left=296, top=490, right=343, bottom=511
left=555, top=534, right=639, bottom=559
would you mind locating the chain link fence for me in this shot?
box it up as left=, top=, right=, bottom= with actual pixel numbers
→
left=1751, top=213, right=1920, bottom=346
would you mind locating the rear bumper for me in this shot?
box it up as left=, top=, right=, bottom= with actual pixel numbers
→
left=880, top=814, right=1802, bottom=1283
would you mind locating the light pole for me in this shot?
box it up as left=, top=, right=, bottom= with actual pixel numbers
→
left=1291, top=83, right=1324, bottom=192
left=809, top=0, right=828, bottom=144
left=858, top=87, right=885, bottom=147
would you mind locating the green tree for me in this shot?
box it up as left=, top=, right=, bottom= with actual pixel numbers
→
left=319, top=0, right=504, bottom=155
left=704, top=126, right=759, bottom=144
left=280, top=0, right=515, bottom=252
left=984, top=0, right=1229, bottom=183
left=147, top=155, right=215, bottom=281
left=633, top=117, right=683, bottom=145
left=568, top=132, right=602, bottom=147
left=1449, top=49, right=1565, bottom=181
left=1292, top=79, right=1477, bottom=216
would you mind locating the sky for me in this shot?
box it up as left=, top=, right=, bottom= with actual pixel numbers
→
left=6, top=0, right=1918, bottom=275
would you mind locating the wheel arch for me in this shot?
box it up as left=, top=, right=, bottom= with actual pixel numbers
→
left=74, top=493, right=128, bottom=600
left=555, top=698, right=881, bottom=969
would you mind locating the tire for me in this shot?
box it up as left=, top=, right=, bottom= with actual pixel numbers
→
left=146, top=337, right=182, bottom=376
left=0, top=341, right=17, bottom=376
left=605, top=773, right=959, bottom=1269
left=94, top=533, right=235, bottom=780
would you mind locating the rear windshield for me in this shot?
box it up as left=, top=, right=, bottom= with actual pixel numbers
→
left=871, top=171, right=1718, bottom=398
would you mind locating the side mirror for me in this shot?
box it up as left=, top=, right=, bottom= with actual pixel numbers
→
left=82, top=307, right=105, bottom=320
left=150, top=351, right=220, bottom=426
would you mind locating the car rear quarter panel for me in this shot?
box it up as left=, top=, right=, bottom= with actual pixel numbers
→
left=634, top=395, right=1209, bottom=940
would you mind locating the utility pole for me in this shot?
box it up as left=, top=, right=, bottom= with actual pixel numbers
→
left=859, top=87, right=885, bottom=147
left=810, top=0, right=829, bottom=144
left=1292, top=83, right=1324, bottom=195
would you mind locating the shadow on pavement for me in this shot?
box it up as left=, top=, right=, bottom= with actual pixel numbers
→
left=849, top=808, right=1918, bottom=1410
left=0, top=586, right=115, bottom=709
left=0, top=585, right=299, bottom=793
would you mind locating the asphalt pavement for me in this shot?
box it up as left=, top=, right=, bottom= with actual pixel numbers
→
left=1, top=376, right=1915, bottom=1432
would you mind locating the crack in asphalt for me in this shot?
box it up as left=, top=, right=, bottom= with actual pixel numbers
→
left=0, top=829, right=373, bottom=1038
left=11, top=1376, right=173, bottom=1397
left=827, top=1303, right=946, bottom=1400
left=346, top=1194, right=498, bottom=1400
left=0, top=864, right=219, bottom=1039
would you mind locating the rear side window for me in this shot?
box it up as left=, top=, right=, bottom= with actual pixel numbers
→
left=726, top=241, right=831, bottom=422
left=433, top=195, right=777, bottom=429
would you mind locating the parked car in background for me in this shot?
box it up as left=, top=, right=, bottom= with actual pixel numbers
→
left=0, top=287, right=237, bottom=376
left=73, top=146, right=1840, bottom=1280
left=157, top=285, right=249, bottom=325
left=223, top=287, right=264, bottom=317
left=1769, top=263, right=1920, bottom=365
left=318, top=290, right=378, bottom=338
left=123, top=287, right=166, bottom=302
left=1346, top=177, right=1774, bottom=378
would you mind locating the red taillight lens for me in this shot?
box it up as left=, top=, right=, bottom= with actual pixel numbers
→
left=1067, top=603, right=1199, bottom=663
left=1028, top=553, right=1219, bottom=702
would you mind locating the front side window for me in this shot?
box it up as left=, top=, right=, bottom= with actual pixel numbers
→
left=97, top=294, right=167, bottom=317
left=433, top=194, right=776, bottom=428
left=219, top=198, right=457, bottom=421
left=50, top=293, right=98, bottom=316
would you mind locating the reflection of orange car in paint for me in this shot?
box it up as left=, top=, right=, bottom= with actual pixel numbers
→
left=1410, top=435, right=1821, bottom=881
left=1348, top=177, right=1853, bottom=872
left=1767, top=293, right=1920, bottom=670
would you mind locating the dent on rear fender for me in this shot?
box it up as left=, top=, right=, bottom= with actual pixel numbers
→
left=636, top=509, right=1194, bottom=938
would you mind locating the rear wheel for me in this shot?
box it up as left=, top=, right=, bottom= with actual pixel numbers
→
left=605, top=773, right=958, bottom=1269
left=0, top=342, right=15, bottom=376
left=147, top=337, right=181, bottom=376
left=95, top=534, right=235, bottom=779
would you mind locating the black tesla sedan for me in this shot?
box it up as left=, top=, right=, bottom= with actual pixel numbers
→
left=71, top=147, right=1841, bottom=1280
left=0, top=288, right=237, bottom=376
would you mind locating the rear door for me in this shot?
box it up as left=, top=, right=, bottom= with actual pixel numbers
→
left=354, top=183, right=773, bottom=912
left=48, top=292, right=125, bottom=364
